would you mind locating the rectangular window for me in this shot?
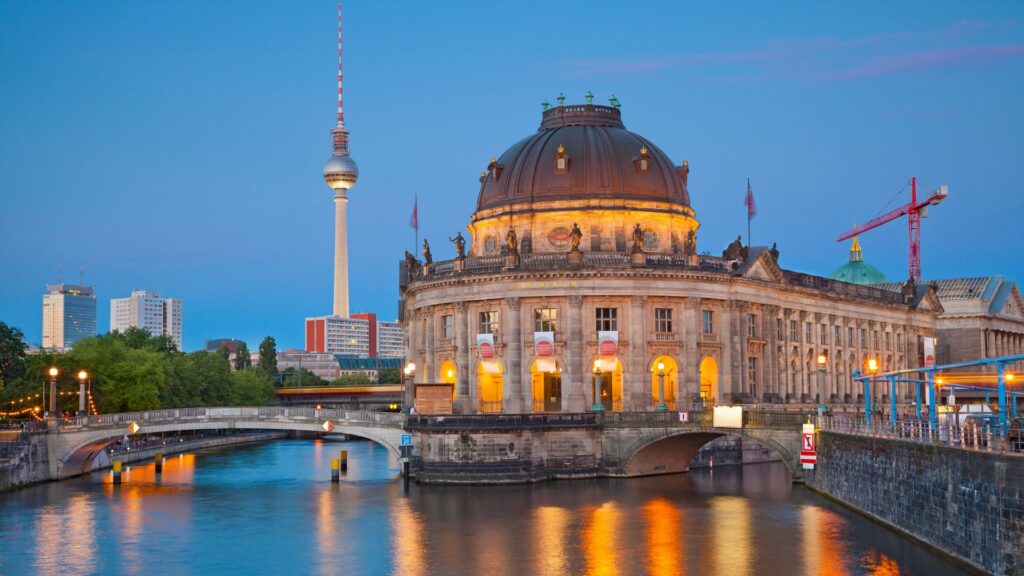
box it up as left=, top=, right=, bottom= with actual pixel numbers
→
left=860, top=328, right=867, bottom=348
left=884, top=332, right=891, bottom=350
left=873, top=330, right=879, bottom=349
left=595, top=307, right=617, bottom=332
left=747, top=357, right=758, bottom=385
left=442, top=314, right=454, bottom=339
left=790, top=320, right=798, bottom=341
left=747, top=314, right=757, bottom=338
left=776, top=318, right=784, bottom=340
left=897, top=333, right=904, bottom=352
left=534, top=308, right=557, bottom=333
left=820, top=323, right=827, bottom=345
left=654, top=308, right=673, bottom=333
left=805, top=322, right=812, bottom=344
left=702, top=310, right=714, bottom=334
left=847, top=327, right=854, bottom=346
left=478, top=311, right=499, bottom=335
left=834, top=325, right=842, bottom=346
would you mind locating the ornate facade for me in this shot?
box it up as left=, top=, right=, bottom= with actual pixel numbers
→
left=399, top=102, right=941, bottom=414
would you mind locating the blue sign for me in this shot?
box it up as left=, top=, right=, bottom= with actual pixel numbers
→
left=400, top=434, right=412, bottom=446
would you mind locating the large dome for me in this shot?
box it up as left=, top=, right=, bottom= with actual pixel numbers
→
left=475, top=104, right=691, bottom=213
left=831, top=237, right=888, bottom=285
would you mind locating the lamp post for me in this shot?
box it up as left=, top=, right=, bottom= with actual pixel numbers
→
left=816, top=353, right=828, bottom=419
left=77, top=370, right=88, bottom=416
left=403, top=362, right=416, bottom=412
left=865, top=358, right=879, bottom=425
left=655, top=362, right=668, bottom=412
left=47, top=367, right=59, bottom=416
left=592, top=360, right=604, bottom=412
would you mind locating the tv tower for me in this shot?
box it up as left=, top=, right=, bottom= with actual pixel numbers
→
left=322, top=2, right=359, bottom=318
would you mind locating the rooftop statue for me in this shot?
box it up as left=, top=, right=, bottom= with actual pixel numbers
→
left=506, top=227, right=518, bottom=254
left=569, top=223, right=583, bottom=252
left=422, top=239, right=433, bottom=265
left=450, top=232, right=467, bottom=259
left=632, top=223, right=645, bottom=253
left=684, top=229, right=696, bottom=255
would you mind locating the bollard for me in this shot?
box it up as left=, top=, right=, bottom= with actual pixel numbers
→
left=403, top=460, right=410, bottom=493
left=154, top=452, right=163, bottom=473
left=340, top=450, right=348, bottom=472
left=113, top=460, right=122, bottom=485
left=331, top=458, right=340, bottom=483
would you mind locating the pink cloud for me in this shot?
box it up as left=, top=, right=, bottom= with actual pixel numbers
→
left=820, top=44, right=1024, bottom=80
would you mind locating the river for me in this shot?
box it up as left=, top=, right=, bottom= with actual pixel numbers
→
left=0, top=438, right=971, bottom=575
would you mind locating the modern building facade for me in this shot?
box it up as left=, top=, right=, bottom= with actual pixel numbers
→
left=42, top=283, right=97, bottom=350
left=110, top=290, right=182, bottom=349
left=399, top=101, right=943, bottom=414
left=304, top=313, right=404, bottom=358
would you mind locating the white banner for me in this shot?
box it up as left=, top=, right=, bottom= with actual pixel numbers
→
left=597, top=331, right=618, bottom=371
left=477, top=334, right=500, bottom=374
left=923, top=336, right=936, bottom=368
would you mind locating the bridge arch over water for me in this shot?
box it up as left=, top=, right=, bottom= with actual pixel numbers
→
left=616, top=428, right=803, bottom=479
left=50, top=407, right=406, bottom=479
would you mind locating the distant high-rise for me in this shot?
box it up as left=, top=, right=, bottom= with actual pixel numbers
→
left=110, top=290, right=182, bottom=350
left=305, top=312, right=403, bottom=358
left=42, top=283, right=97, bottom=350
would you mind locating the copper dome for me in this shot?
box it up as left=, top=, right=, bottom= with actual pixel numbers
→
left=475, top=104, right=691, bottom=213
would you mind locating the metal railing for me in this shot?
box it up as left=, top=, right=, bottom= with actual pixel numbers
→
left=406, top=412, right=600, bottom=430
left=64, top=407, right=405, bottom=429
left=819, top=416, right=1024, bottom=455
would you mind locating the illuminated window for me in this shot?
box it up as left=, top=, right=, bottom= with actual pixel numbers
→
left=595, top=308, right=617, bottom=332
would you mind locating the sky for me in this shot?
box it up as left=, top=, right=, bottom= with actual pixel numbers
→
left=1, top=1, right=1022, bottom=352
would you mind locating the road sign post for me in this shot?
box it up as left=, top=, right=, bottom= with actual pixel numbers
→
left=800, top=422, right=816, bottom=470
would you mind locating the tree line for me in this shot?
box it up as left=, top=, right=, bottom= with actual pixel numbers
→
left=0, top=322, right=278, bottom=414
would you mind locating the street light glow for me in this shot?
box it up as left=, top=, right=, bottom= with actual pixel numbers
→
left=816, top=354, right=827, bottom=366
left=1007, top=373, right=1015, bottom=382
left=867, top=358, right=879, bottom=373
left=656, top=362, right=664, bottom=372
left=48, top=367, right=58, bottom=377
left=78, top=370, right=88, bottom=381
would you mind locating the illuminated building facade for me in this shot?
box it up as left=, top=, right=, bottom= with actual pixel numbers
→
left=400, top=101, right=943, bottom=413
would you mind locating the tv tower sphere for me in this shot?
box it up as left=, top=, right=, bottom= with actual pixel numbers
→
left=323, top=151, right=359, bottom=190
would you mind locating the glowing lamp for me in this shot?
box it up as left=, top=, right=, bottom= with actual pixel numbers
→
left=816, top=354, right=827, bottom=366
left=1007, top=373, right=1015, bottom=382
left=656, top=362, right=665, bottom=372
left=867, top=358, right=879, bottom=373
left=48, top=367, right=59, bottom=378
left=78, top=370, right=88, bottom=381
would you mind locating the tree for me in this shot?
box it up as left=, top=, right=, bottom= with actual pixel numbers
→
left=258, top=336, right=278, bottom=377
left=230, top=370, right=275, bottom=405
left=0, top=322, right=27, bottom=390
left=280, top=367, right=325, bottom=387
left=377, top=367, right=401, bottom=384
left=332, top=373, right=372, bottom=386
left=217, top=345, right=231, bottom=362
left=234, top=342, right=252, bottom=371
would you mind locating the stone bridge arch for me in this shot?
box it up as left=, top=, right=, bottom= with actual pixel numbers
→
left=608, top=428, right=803, bottom=480
left=50, top=407, right=407, bottom=479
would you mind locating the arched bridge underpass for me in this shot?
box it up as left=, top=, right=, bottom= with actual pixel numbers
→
left=46, top=408, right=809, bottom=482
left=49, top=407, right=406, bottom=479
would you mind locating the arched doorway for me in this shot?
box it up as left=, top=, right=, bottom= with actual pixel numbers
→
left=591, top=358, right=623, bottom=412
left=698, top=356, right=718, bottom=408
left=438, top=359, right=457, bottom=400
left=477, top=361, right=503, bottom=413
left=650, top=355, right=678, bottom=410
left=531, top=359, right=562, bottom=413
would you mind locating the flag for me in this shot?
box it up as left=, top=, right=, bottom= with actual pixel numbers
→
left=409, top=195, right=419, bottom=230
left=745, top=178, right=756, bottom=219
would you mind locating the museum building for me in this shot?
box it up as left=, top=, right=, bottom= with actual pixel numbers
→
left=399, top=101, right=942, bottom=414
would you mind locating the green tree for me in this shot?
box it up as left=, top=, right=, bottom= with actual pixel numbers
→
left=280, top=367, right=325, bottom=387
left=257, top=336, right=278, bottom=377
left=230, top=369, right=275, bottom=405
left=377, top=367, right=401, bottom=384
left=234, top=342, right=252, bottom=371
left=331, top=373, right=372, bottom=386
left=217, top=345, right=231, bottom=362
left=0, top=322, right=27, bottom=390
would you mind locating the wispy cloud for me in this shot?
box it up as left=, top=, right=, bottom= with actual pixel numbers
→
left=562, top=20, right=1022, bottom=83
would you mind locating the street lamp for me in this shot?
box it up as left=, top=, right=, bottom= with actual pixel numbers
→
left=655, top=361, right=668, bottom=412
left=77, top=370, right=88, bottom=416
left=864, top=358, right=879, bottom=424
left=816, top=353, right=828, bottom=418
left=591, top=360, right=604, bottom=412
left=47, top=367, right=58, bottom=416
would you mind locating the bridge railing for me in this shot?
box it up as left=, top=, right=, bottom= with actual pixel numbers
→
left=598, top=410, right=814, bottom=430
left=407, top=412, right=599, bottom=430
left=64, top=407, right=405, bottom=429
left=819, top=416, right=1024, bottom=455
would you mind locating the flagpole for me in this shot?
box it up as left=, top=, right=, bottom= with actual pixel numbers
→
left=414, top=194, right=418, bottom=256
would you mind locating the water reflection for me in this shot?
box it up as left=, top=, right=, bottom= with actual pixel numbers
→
left=711, top=496, right=751, bottom=575
left=583, top=502, right=621, bottom=576
left=390, top=497, right=426, bottom=576
left=533, top=506, right=570, bottom=575
left=644, top=498, right=682, bottom=576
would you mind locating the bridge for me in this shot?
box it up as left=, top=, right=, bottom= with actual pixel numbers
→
left=41, top=406, right=812, bottom=482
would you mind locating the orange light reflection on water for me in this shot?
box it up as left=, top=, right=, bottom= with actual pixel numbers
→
left=390, top=497, right=426, bottom=576
left=711, top=496, right=751, bottom=575
left=583, top=502, right=621, bottom=576
left=861, top=548, right=902, bottom=575
left=644, top=498, right=683, bottom=576
left=533, top=506, right=570, bottom=575
left=801, top=505, right=851, bottom=576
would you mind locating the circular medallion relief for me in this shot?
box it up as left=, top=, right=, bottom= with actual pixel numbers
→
left=484, top=235, right=498, bottom=255
left=643, top=228, right=659, bottom=251
left=548, top=227, right=571, bottom=249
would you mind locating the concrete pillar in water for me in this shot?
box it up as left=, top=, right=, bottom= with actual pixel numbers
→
left=339, top=450, right=348, bottom=472
left=331, top=459, right=340, bottom=483
left=112, top=460, right=122, bottom=485
left=154, top=452, right=163, bottom=473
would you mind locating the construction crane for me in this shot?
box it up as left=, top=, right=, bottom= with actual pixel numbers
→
left=836, top=177, right=948, bottom=280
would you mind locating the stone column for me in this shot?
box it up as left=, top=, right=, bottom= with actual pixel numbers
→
left=454, top=302, right=470, bottom=414
left=424, top=306, right=435, bottom=385
left=504, top=297, right=524, bottom=413
left=764, top=306, right=779, bottom=402
left=734, top=302, right=749, bottom=401
left=628, top=295, right=648, bottom=411
left=684, top=298, right=700, bottom=408
left=720, top=303, right=734, bottom=404
left=566, top=295, right=587, bottom=412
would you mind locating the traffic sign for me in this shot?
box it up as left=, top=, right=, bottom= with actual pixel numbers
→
left=400, top=445, right=412, bottom=458
left=400, top=434, right=412, bottom=446
left=678, top=411, right=689, bottom=423
left=802, top=433, right=815, bottom=451
left=128, top=422, right=140, bottom=434
left=322, top=420, right=334, bottom=432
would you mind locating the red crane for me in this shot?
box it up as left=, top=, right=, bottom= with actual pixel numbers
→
left=836, top=177, right=949, bottom=280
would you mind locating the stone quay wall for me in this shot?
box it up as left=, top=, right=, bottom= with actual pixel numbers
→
left=0, top=434, right=50, bottom=493
left=807, top=431, right=1024, bottom=576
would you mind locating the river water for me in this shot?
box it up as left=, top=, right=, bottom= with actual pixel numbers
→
left=0, top=438, right=970, bottom=576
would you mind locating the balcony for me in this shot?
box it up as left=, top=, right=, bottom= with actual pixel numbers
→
left=650, top=331, right=678, bottom=342
left=479, top=400, right=503, bottom=414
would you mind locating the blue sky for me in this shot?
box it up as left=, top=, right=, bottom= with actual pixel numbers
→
left=1, top=1, right=1022, bottom=351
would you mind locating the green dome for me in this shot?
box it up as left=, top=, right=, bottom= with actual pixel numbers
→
left=830, top=237, right=888, bottom=285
